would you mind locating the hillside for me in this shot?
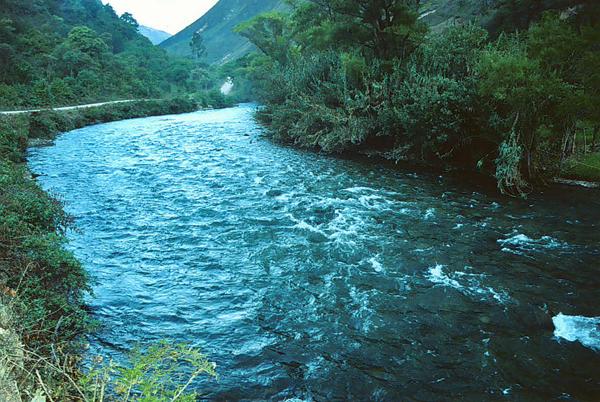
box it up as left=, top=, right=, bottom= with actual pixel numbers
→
left=160, top=0, right=285, bottom=64
left=419, top=0, right=589, bottom=34
left=139, top=25, right=171, bottom=45
left=0, top=0, right=194, bottom=108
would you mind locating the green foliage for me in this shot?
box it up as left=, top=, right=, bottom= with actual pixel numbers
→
left=477, top=36, right=571, bottom=181
left=0, top=124, right=91, bottom=352
left=562, top=152, right=600, bottom=182
left=81, top=342, right=217, bottom=401
left=190, top=31, right=207, bottom=60
left=120, top=12, right=139, bottom=30
left=0, top=0, right=202, bottom=108
left=383, top=24, right=488, bottom=163
left=244, top=1, right=600, bottom=194
left=236, top=12, right=293, bottom=65
left=0, top=114, right=28, bottom=162
left=193, top=89, right=233, bottom=109
left=495, top=126, right=528, bottom=196
left=24, top=99, right=198, bottom=140
left=485, top=0, right=587, bottom=36
left=255, top=51, right=375, bottom=151
left=308, top=0, right=427, bottom=61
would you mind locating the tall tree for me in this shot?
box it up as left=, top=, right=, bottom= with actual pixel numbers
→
left=120, top=12, right=139, bottom=29
left=301, top=0, right=426, bottom=60
left=190, top=31, right=207, bottom=60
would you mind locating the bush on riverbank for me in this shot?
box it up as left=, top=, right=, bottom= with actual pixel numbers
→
left=0, top=98, right=209, bottom=399
left=236, top=2, right=600, bottom=195
left=193, top=89, right=235, bottom=109
left=0, top=114, right=90, bottom=399
left=80, top=342, right=216, bottom=401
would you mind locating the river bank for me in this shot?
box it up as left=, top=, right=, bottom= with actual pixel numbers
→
left=305, top=146, right=600, bottom=196
left=0, top=97, right=197, bottom=400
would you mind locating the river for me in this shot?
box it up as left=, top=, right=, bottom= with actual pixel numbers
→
left=28, top=104, right=600, bottom=400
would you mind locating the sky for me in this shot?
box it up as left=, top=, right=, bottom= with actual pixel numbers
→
left=101, top=0, right=219, bottom=35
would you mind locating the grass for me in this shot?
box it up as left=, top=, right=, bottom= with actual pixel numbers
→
left=562, top=152, right=600, bottom=182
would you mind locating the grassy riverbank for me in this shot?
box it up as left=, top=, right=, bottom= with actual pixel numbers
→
left=0, top=98, right=206, bottom=400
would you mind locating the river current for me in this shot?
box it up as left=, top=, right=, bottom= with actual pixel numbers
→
left=28, top=105, right=600, bottom=400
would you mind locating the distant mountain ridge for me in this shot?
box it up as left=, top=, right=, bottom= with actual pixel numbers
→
left=160, top=0, right=285, bottom=64
left=139, top=25, right=171, bottom=45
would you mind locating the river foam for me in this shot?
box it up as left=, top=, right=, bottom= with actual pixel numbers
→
left=552, top=313, right=600, bottom=351
left=426, top=264, right=510, bottom=304
left=498, top=233, right=569, bottom=255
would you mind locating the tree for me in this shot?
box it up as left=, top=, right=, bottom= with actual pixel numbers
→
left=120, top=12, right=139, bottom=29
left=236, top=12, right=292, bottom=65
left=0, top=17, right=15, bottom=42
left=297, top=0, right=427, bottom=61
left=190, top=31, right=207, bottom=60
left=477, top=38, right=570, bottom=191
left=65, top=26, right=109, bottom=59
left=0, top=43, right=15, bottom=80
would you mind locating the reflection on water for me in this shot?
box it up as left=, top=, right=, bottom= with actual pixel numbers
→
left=29, top=104, right=600, bottom=400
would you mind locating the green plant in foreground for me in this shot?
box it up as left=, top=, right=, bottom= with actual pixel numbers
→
left=80, top=341, right=217, bottom=402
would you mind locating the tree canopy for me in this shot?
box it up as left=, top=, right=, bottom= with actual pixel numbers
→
left=0, top=0, right=202, bottom=108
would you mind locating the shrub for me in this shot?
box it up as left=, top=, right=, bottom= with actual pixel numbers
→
left=81, top=342, right=217, bottom=401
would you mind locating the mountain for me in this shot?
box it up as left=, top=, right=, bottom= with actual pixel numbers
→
left=0, top=0, right=194, bottom=108
left=139, top=25, right=172, bottom=45
left=160, top=0, right=285, bottom=64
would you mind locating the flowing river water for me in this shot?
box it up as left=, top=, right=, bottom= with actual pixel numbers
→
left=28, top=105, right=600, bottom=401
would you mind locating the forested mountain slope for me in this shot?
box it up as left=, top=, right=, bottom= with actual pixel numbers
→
left=0, top=0, right=195, bottom=108
left=160, top=0, right=286, bottom=64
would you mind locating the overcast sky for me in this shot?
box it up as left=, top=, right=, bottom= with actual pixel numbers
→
left=101, top=0, right=219, bottom=34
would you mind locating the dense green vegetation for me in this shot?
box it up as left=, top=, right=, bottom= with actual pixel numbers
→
left=236, top=0, right=600, bottom=194
left=0, top=0, right=226, bottom=109
left=81, top=341, right=216, bottom=401
left=0, top=112, right=89, bottom=352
